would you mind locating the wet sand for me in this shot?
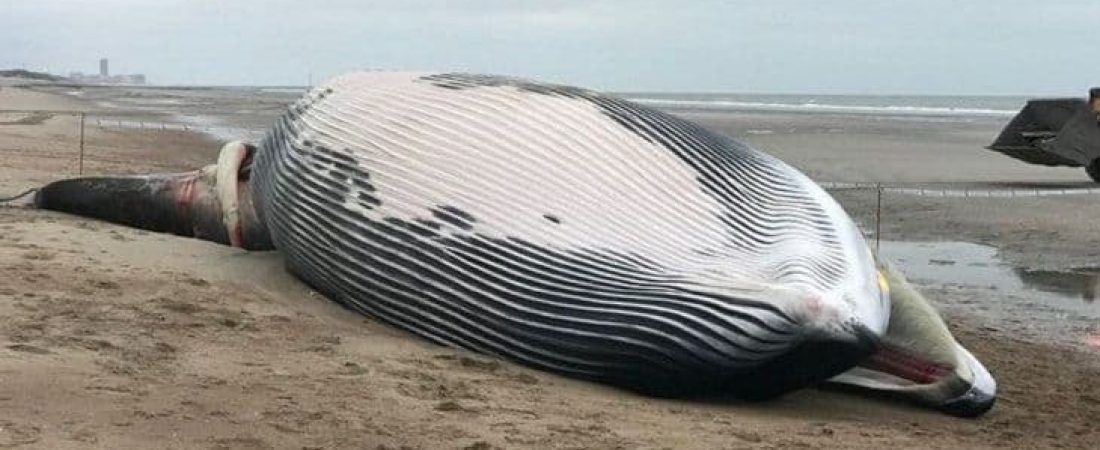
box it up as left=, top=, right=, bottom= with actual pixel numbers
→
left=1, top=84, right=1099, bottom=449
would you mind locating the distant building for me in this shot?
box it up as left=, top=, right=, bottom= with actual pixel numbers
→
left=69, top=58, right=145, bottom=85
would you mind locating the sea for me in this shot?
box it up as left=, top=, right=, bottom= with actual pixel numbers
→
left=616, top=92, right=1036, bottom=117
left=85, top=86, right=1056, bottom=142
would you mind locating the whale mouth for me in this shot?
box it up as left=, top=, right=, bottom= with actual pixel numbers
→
left=829, top=262, right=997, bottom=417
left=860, top=343, right=953, bottom=385
left=32, top=141, right=273, bottom=250
left=840, top=341, right=996, bottom=417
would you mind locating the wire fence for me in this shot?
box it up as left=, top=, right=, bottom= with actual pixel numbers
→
left=3, top=107, right=1100, bottom=248
left=0, top=109, right=262, bottom=175
left=821, top=181, right=1100, bottom=197
left=87, top=117, right=266, bottom=141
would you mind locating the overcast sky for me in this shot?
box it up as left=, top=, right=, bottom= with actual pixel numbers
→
left=3, top=0, right=1099, bottom=95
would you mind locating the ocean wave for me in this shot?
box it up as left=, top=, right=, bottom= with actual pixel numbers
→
left=260, top=87, right=309, bottom=94
left=626, top=97, right=1017, bottom=117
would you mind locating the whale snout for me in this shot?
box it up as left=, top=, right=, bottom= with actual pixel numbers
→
left=936, top=344, right=996, bottom=417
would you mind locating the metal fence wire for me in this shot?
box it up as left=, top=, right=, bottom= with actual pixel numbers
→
left=0, top=109, right=263, bottom=176
left=3, top=108, right=1100, bottom=248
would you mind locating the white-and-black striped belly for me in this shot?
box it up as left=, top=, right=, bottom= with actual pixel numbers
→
left=249, top=72, right=869, bottom=393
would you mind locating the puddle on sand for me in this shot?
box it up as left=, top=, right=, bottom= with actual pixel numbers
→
left=1014, top=268, right=1100, bottom=302
left=879, top=241, right=1100, bottom=308
left=877, top=241, right=1100, bottom=348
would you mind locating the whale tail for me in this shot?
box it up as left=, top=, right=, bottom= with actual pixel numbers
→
left=32, top=141, right=274, bottom=250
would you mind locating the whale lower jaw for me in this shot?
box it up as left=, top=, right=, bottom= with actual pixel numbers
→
left=828, top=262, right=997, bottom=417
left=829, top=343, right=996, bottom=417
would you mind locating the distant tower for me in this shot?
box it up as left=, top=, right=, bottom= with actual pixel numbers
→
left=99, top=58, right=109, bottom=77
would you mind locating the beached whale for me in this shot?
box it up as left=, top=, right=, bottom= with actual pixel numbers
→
left=30, top=72, right=995, bottom=416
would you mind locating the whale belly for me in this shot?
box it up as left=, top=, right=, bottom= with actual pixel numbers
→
left=248, top=72, right=882, bottom=395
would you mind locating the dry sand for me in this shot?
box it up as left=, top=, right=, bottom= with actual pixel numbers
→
left=1, top=85, right=1099, bottom=449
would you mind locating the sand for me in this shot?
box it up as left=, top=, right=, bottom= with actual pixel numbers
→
left=1, top=85, right=1099, bottom=449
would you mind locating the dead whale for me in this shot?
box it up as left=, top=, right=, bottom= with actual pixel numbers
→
left=30, top=72, right=995, bottom=416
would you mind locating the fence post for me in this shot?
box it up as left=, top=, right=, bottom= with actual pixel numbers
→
left=78, top=112, right=85, bottom=175
left=875, top=183, right=883, bottom=256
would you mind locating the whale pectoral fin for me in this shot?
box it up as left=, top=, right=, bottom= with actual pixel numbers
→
left=828, top=263, right=997, bottom=417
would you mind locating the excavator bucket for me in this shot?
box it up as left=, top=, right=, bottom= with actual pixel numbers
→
left=987, top=88, right=1100, bottom=179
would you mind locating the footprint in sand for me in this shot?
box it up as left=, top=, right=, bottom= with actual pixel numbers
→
left=20, top=249, right=55, bottom=261
left=0, top=420, right=41, bottom=446
left=6, top=344, right=51, bottom=354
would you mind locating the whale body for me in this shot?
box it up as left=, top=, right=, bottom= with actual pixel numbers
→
left=33, top=72, right=996, bottom=416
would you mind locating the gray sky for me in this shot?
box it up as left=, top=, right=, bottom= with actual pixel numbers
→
left=3, top=0, right=1098, bottom=95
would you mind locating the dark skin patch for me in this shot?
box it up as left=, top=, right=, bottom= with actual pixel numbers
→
left=417, top=73, right=596, bottom=99
left=431, top=205, right=477, bottom=230
left=415, top=218, right=443, bottom=230
left=352, top=177, right=375, bottom=192
left=357, top=192, right=381, bottom=208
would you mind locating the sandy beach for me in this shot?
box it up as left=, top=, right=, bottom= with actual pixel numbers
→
left=1, top=81, right=1098, bottom=449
